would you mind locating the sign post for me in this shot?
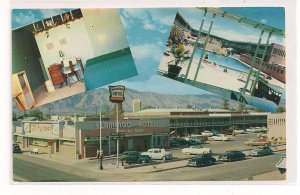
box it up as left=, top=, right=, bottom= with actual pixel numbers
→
left=109, top=85, right=125, bottom=168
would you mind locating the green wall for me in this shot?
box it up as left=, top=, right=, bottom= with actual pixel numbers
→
left=12, top=28, right=46, bottom=92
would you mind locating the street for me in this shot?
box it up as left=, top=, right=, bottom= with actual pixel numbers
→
left=13, top=132, right=286, bottom=182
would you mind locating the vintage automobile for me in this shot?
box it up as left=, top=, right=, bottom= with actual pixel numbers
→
left=211, top=134, right=230, bottom=141
left=234, top=129, right=246, bottom=134
left=141, top=148, right=173, bottom=160
left=257, top=133, right=268, bottom=138
left=218, top=150, right=246, bottom=162
left=244, top=138, right=271, bottom=146
left=184, top=137, right=204, bottom=145
left=187, top=154, right=216, bottom=167
left=182, top=145, right=212, bottom=155
left=13, top=143, right=22, bottom=153
left=250, top=146, right=273, bottom=157
left=211, top=130, right=220, bottom=136
left=170, top=138, right=180, bottom=147
left=245, top=127, right=258, bottom=133
left=201, top=131, right=214, bottom=137
left=120, top=151, right=151, bottom=165
left=246, top=127, right=266, bottom=133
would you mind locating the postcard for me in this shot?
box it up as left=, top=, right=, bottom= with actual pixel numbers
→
left=12, top=8, right=287, bottom=182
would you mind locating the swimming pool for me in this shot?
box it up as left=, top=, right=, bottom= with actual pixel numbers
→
left=194, top=48, right=250, bottom=73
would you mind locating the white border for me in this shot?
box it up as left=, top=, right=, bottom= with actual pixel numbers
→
left=1, top=0, right=299, bottom=194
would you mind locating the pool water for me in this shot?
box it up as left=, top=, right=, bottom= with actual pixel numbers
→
left=194, top=48, right=250, bottom=73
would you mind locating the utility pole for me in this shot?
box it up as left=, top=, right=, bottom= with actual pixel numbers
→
left=116, top=103, right=119, bottom=167
left=99, top=103, right=103, bottom=170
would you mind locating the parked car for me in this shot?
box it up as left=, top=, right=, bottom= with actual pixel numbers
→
left=187, top=153, right=216, bottom=167
left=190, top=134, right=206, bottom=143
left=218, top=150, right=246, bottom=162
left=234, top=129, right=246, bottom=134
left=211, top=134, right=230, bottom=141
left=120, top=151, right=151, bottom=165
left=141, top=148, right=173, bottom=160
left=177, top=138, right=191, bottom=146
left=182, top=145, right=212, bottom=155
left=170, top=138, right=180, bottom=147
left=211, top=130, right=220, bottom=136
left=244, top=138, right=271, bottom=146
left=245, top=127, right=257, bottom=133
left=246, top=127, right=266, bottom=133
left=257, top=133, right=268, bottom=138
left=13, top=143, right=22, bottom=153
left=184, top=137, right=204, bottom=145
left=220, top=129, right=233, bottom=135
left=250, top=146, right=273, bottom=157
left=201, top=131, right=213, bottom=137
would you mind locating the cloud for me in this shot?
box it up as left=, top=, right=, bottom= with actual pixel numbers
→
left=121, top=8, right=175, bottom=34
left=130, top=41, right=164, bottom=63
left=39, top=9, right=69, bottom=19
left=143, top=23, right=156, bottom=30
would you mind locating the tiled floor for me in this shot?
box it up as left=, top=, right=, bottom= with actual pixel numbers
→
left=33, top=81, right=85, bottom=107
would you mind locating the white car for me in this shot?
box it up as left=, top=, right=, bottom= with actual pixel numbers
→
left=211, top=134, right=230, bottom=141
left=201, top=131, right=214, bottom=137
left=246, top=127, right=259, bottom=133
left=182, top=146, right=212, bottom=155
left=234, top=129, right=246, bottom=134
left=141, top=148, right=173, bottom=160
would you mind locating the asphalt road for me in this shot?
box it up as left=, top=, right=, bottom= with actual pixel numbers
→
left=13, top=150, right=285, bottom=182
left=13, top=154, right=97, bottom=182
left=128, top=153, right=285, bottom=181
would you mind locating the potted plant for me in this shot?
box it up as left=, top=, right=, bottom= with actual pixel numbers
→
left=167, top=43, right=190, bottom=78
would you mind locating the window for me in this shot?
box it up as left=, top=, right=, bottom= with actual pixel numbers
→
left=46, top=43, right=54, bottom=50
left=59, top=38, right=67, bottom=46
left=53, top=15, right=63, bottom=26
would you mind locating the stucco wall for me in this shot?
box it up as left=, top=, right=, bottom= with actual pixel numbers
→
left=34, top=19, right=95, bottom=79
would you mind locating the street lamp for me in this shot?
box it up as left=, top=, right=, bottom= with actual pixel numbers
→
left=99, top=103, right=103, bottom=170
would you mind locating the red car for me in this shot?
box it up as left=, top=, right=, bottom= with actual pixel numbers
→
left=244, top=138, right=271, bottom=146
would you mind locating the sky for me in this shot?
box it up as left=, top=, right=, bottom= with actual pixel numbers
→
left=12, top=7, right=285, bottom=100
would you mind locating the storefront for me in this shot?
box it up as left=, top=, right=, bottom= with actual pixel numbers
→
left=13, top=118, right=170, bottom=160
left=77, top=119, right=170, bottom=158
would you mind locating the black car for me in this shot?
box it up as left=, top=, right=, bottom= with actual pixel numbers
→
left=120, top=151, right=151, bottom=165
left=13, top=143, right=22, bottom=153
left=218, top=150, right=245, bottom=162
left=177, top=138, right=191, bottom=146
left=170, top=139, right=180, bottom=147
left=187, top=153, right=216, bottom=167
left=211, top=130, right=220, bottom=136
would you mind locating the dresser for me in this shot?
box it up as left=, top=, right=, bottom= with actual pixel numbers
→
left=48, top=64, right=64, bottom=86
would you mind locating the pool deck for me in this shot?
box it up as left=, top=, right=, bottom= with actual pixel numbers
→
left=158, top=45, right=285, bottom=94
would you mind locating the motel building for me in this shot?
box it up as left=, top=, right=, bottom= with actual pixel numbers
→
left=13, top=108, right=270, bottom=160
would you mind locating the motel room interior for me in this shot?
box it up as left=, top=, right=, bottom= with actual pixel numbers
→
left=12, top=9, right=137, bottom=112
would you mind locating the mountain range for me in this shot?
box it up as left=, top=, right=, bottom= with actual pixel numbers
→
left=13, top=88, right=285, bottom=115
